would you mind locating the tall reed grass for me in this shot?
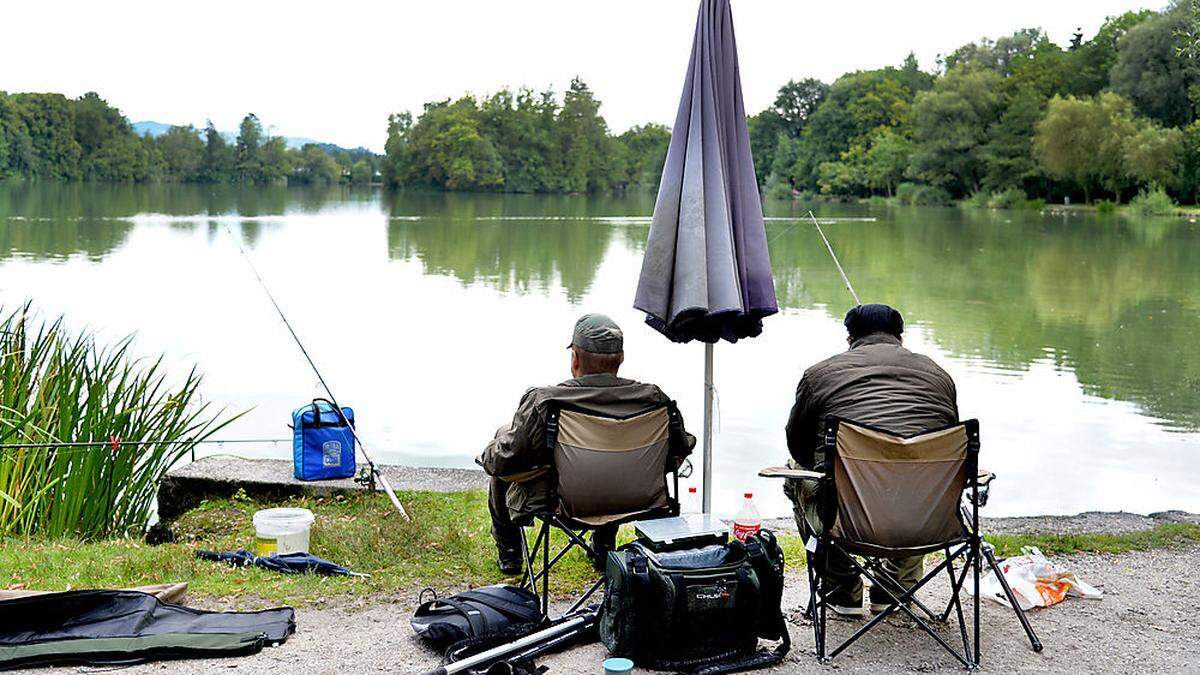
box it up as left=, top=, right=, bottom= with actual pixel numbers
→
left=0, top=304, right=237, bottom=538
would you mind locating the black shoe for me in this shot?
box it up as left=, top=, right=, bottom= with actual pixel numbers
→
left=497, top=547, right=523, bottom=576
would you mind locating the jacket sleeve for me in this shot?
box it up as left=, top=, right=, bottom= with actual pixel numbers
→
left=785, top=372, right=820, bottom=468
left=476, top=389, right=548, bottom=482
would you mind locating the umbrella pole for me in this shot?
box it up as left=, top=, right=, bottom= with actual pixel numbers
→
left=702, top=342, right=714, bottom=513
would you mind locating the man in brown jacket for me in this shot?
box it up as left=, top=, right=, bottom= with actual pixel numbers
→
left=478, top=314, right=694, bottom=575
left=785, top=304, right=958, bottom=617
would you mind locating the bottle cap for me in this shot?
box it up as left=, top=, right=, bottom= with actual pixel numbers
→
left=744, top=492, right=753, bottom=499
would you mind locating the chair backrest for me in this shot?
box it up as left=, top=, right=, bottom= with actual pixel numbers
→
left=824, top=418, right=978, bottom=555
left=547, top=403, right=676, bottom=524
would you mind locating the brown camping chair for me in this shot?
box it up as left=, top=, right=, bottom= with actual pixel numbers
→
left=520, top=401, right=685, bottom=620
left=806, top=417, right=984, bottom=668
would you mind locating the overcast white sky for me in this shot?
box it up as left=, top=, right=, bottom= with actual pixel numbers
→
left=2, top=0, right=1161, bottom=151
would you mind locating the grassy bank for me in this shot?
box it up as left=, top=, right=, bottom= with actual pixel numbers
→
left=4, top=490, right=1198, bottom=608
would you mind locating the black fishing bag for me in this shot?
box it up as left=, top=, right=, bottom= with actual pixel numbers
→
left=600, top=530, right=788, bottom=674
left=411, top=585, right=542, bottom=650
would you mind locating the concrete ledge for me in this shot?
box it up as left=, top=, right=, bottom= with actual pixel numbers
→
left=158, top=456, right=488, bottom=523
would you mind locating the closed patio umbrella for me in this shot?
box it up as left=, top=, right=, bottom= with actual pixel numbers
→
left=634, top=0, right=777, bottom=512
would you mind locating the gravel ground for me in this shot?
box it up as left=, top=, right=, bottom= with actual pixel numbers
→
left=76, top=543, right=1199, bottom=674
left=764, top=510, right=1200, bottom=537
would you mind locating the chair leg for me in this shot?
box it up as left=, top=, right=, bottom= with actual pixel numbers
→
left=973, top=538, right=981, bottom=667
left=542, top=520, right=550, bottom=619
left=982, top=543, right=1043, bottom=652
left=945, top=547, right=972, bottom=663
left=828, top=545, right=974, bottom=668
left=520, top=522, right=545, bottom=593
left=805, top=551, right=824, bottom=661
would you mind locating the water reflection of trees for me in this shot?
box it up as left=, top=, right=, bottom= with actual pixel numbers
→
left=383, top=191, right=640, bottom=301
left=0, top=182, right=355, bottom=260
left=767, top=206, right=1200, bottom=429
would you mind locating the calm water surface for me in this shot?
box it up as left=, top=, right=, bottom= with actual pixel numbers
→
left=2, top=183, right=1198, bottom=518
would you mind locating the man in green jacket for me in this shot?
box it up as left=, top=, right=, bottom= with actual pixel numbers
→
left=785, top=304, right=958, bottom=617
left=478, top=314, right=694, bottom=575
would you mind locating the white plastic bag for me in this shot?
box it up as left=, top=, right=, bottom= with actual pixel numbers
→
left=969, top=546, right=1103, bottom=611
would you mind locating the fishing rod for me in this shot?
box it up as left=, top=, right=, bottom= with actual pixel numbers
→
left=806, top=210, right=861, bottom=305
left=220, top=222, right=410, bottom=521
left=0, top=438, right=288, bottom=450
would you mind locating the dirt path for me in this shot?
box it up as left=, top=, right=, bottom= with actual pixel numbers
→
left=79, top=543, right=1199, bottom=674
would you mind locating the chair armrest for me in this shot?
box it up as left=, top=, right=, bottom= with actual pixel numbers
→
left=758, top=466, right=824, bottom=481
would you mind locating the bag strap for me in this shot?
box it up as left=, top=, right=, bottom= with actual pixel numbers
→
left=455, top=589, right=540, bottom=622
left=415, top=597, right=489, bottom=636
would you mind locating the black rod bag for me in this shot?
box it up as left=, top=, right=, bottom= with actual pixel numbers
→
left=600, top=530, right=788, bottom=673
left=0, top=589, right=295, bottom=669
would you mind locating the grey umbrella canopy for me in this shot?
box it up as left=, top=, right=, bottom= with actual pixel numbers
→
left=634, top=0, right=777, bottom=513
left=634, top=0, right=777, bottom=344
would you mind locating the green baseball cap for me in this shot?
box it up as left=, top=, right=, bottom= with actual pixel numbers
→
left=568, top=313, right=624, bottom=354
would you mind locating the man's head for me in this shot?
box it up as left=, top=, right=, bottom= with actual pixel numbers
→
left=568, top=313, right=625, bottom=377
left=843, top=303, right=904, bottom=345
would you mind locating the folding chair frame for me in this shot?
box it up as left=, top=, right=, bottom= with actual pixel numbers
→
left=807, top=417, right=984, bottom=669
left=518, top=401, right=686, bottom=622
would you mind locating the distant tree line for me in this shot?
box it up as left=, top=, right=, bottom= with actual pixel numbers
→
left=5, top=2, right=1198, bottom=206
left=751, top=3, right=1200, bottom=205
left=382, top=78, right=670, bottom=193
left=0, top=93, right=378, bottom=185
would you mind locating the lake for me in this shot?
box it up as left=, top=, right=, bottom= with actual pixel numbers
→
left=1, top=182, right=1198, bottom=519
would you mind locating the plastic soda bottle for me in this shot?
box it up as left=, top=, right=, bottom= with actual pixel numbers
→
left=682, top=486, right=701, bottom=514
left=732, top=492, right=762, bottom=541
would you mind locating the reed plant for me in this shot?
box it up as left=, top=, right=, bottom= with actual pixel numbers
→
left=0, top=304, right=237, bottom=539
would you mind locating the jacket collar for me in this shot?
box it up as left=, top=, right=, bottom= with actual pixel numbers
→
left=560, top=372, right=630, bottom=387
left=849, top=332, right=902, bottom=350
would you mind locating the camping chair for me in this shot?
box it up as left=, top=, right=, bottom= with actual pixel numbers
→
left=802, top=417, right=985, bottom=668
left=519, top=401, right=686, bottom=621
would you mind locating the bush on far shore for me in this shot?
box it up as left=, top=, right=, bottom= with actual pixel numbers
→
left=896, top=182, right=952, bottom=206
left=1129, top=185, right=1178, bottom=215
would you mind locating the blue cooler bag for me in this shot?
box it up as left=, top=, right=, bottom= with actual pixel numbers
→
left=292, top=399, right=356, bottom=480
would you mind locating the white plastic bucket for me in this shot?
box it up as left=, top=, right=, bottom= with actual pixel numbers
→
left=253, top=507, right=314, bottom=556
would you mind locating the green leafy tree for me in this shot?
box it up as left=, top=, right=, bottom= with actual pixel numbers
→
left=773, top=78, right=828, bottom=138
left=1034, top=93, right=1136, bottom=202
left=1123, top=122, right=1183, bottom=188
left=156, top=125, right=204, bottom=182
left=479, top=88, right=558, bottom=192
left=294, top=144, right=340, bottom=184
left=793, top=65, right=926, bottom=191
left=235, top=113, right=263, bottom=182
left=1110, top=6, right=1200, bottom=127
left=908, top=68, right=1004, bottom=195
left=350, top=159, right=372, bottom=185
left=616, top=123, right=670, bottom=188
left=256, top=136, right=291, bottom=184
left=1068, top=10, right=1155, bottom=95
left=747, top=110, right=786, bottom=185
left=201, top=121, right=233, bottom=183
left=863, top=128, right=911, bottom=196
left=404, top=98, right=504, bottom=190
left=557, top=78, right=614, bottom=193
left=9, top=93, right=82, bottom=179
left=1176, top=121, right=1200, bottom=203
left=944, top=28, right=1046, bottom=76
left=382, top=112, right=413, bottom=187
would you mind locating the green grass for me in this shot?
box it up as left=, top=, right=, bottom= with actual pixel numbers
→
left=4, top=489, right=1197, bottom=608
left=987, top=523, right=1200, bottom=558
